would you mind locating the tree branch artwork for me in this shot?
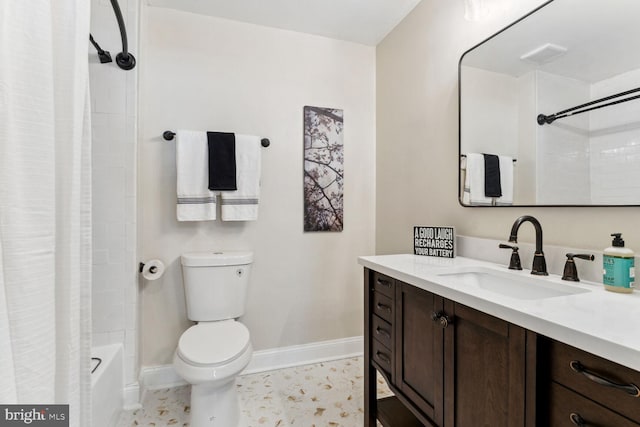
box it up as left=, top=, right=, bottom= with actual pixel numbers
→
left=303, top=106, right=344, bottom=232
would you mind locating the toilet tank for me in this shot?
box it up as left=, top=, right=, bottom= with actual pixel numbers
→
left=180, top=251, right=253, bottom=321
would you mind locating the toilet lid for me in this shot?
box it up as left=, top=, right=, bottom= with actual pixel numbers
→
left=178, top=321, right=250, bottom=366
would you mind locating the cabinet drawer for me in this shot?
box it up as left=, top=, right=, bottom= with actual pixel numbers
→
left=372, top=339, right=393, bottom=377
left=372, top=314, right=393, bottom=349
left=372, top=272, right=394, bottom=298
left=548, top=382, right=640, bottom=427
left=373, top=291, right=394, bottom=323
left=548, top=339, right=640, bottom=422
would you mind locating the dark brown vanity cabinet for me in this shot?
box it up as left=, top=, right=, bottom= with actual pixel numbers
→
left=365, top=268, right=535, bottom=427
left=364, top=267, right=640, bottom=426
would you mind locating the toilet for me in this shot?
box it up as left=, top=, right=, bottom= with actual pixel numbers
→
left=173, top=251, right=253, bottom=427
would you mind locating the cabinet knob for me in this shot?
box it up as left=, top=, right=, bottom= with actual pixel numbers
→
left=439, top=315, right=450, bottom=328
left=431, top=311, right=452, bottom=328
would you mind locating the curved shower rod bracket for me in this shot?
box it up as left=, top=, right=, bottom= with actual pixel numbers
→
left=110, top=0, right=136, bottom=70
left=89, top=0, right=136, bottom=70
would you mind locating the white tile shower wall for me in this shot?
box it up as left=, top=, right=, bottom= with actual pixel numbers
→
left=535, top=71, right=591, bottom=204
left=590, top=68, right=640, bottom=204
left=90, top=0, right=139, bottom=387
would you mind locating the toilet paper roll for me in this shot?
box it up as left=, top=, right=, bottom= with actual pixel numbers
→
left=141, top=259, right=165, bottom=280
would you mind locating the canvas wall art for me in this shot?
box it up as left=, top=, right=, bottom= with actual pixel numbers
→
left=303, top=106, right=344, bottom=232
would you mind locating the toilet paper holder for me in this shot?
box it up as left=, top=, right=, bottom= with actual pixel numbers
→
left=139, top=262, right=158, bottom=274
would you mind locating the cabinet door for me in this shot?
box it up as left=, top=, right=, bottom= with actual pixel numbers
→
left=395, top=283, right=444, bottom=425
left=444, top=301, right=527, bottom=427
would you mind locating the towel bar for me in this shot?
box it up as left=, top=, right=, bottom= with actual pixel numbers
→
left=460, top=154, right=516, bottom=162
left=163, top=130, right=270, bottom=147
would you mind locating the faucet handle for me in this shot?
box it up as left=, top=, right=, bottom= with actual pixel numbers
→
left=562, top=253, right=595, bottom=282
left=569, top=253, right=595, bottom=262
left=499, top=243, right=523, bottom=270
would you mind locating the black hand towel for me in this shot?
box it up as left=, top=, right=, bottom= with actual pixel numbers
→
left=483, top=154, right=502, bottom=197
left=207, top=131, right=237, bottom=191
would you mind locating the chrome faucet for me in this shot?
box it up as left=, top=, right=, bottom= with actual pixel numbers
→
left=508, top=215, right=548, bottom=275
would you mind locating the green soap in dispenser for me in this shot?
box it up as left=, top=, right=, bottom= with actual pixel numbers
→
left=603, top=233, right=635, bottom=293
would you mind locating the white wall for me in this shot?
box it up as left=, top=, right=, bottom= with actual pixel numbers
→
left=460, top=67, right=518, bottom=156
left=515, top=71, right=537, bottom=204
left=89, top=0, right=139, bottom=386
left=376, top=0, right=640, bottom=256
left=139, top=7, right=376, bottom=365
left=460, top=66, right=526, bottom=203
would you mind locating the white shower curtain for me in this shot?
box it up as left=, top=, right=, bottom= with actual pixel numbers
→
left=0, top=1, right=92, bottom=426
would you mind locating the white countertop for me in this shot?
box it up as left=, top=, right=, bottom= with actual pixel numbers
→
left=359, top=254, right=640, bottom=372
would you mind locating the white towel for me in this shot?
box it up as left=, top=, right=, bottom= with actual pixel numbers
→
left=176, top=130, right=217, bottom=221
left=220, top=134, right=261, bottom=221
left=497, top=155, right=513, bottom=205
left=462, top=153, right=514, bottom=206
left=463, top=153, right=493, bottom=205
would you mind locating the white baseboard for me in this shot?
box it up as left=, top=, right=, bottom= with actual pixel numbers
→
left=122, top=383, right=142, bottom=410
left=140, top=336, right=364, bottom=391
left=242, top=335, right=363, bottom=375
left=139, top=364, right=187, bottom=391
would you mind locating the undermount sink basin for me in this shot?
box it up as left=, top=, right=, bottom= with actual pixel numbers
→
left=437, top=267, right=591, bottom=300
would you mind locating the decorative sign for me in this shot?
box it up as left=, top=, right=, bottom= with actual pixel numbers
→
left=414, top=226, right=456, bottom=258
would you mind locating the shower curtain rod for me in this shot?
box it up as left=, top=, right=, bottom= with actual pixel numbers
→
left=163, top=131, right=271, bottom=147
left=537, top=86, right=640, bottom=126
left=89, top=0, right=136, bottom=70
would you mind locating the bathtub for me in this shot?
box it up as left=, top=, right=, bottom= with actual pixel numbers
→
left=91, top=344, right=123, bottom=427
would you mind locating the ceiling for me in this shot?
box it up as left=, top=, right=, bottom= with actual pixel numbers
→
left=462, top=0, right=640, bottom=83
left=145, top=0, right=423, bottom=46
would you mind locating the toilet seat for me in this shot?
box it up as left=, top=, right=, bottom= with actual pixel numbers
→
left=178, top=320, right=250, bottom=367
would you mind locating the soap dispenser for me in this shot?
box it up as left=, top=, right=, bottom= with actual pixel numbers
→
left=603, top=233, right=635, bottom=293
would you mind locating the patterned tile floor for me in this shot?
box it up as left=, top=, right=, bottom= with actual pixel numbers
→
left=116, top=357, right=391, bottom=427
